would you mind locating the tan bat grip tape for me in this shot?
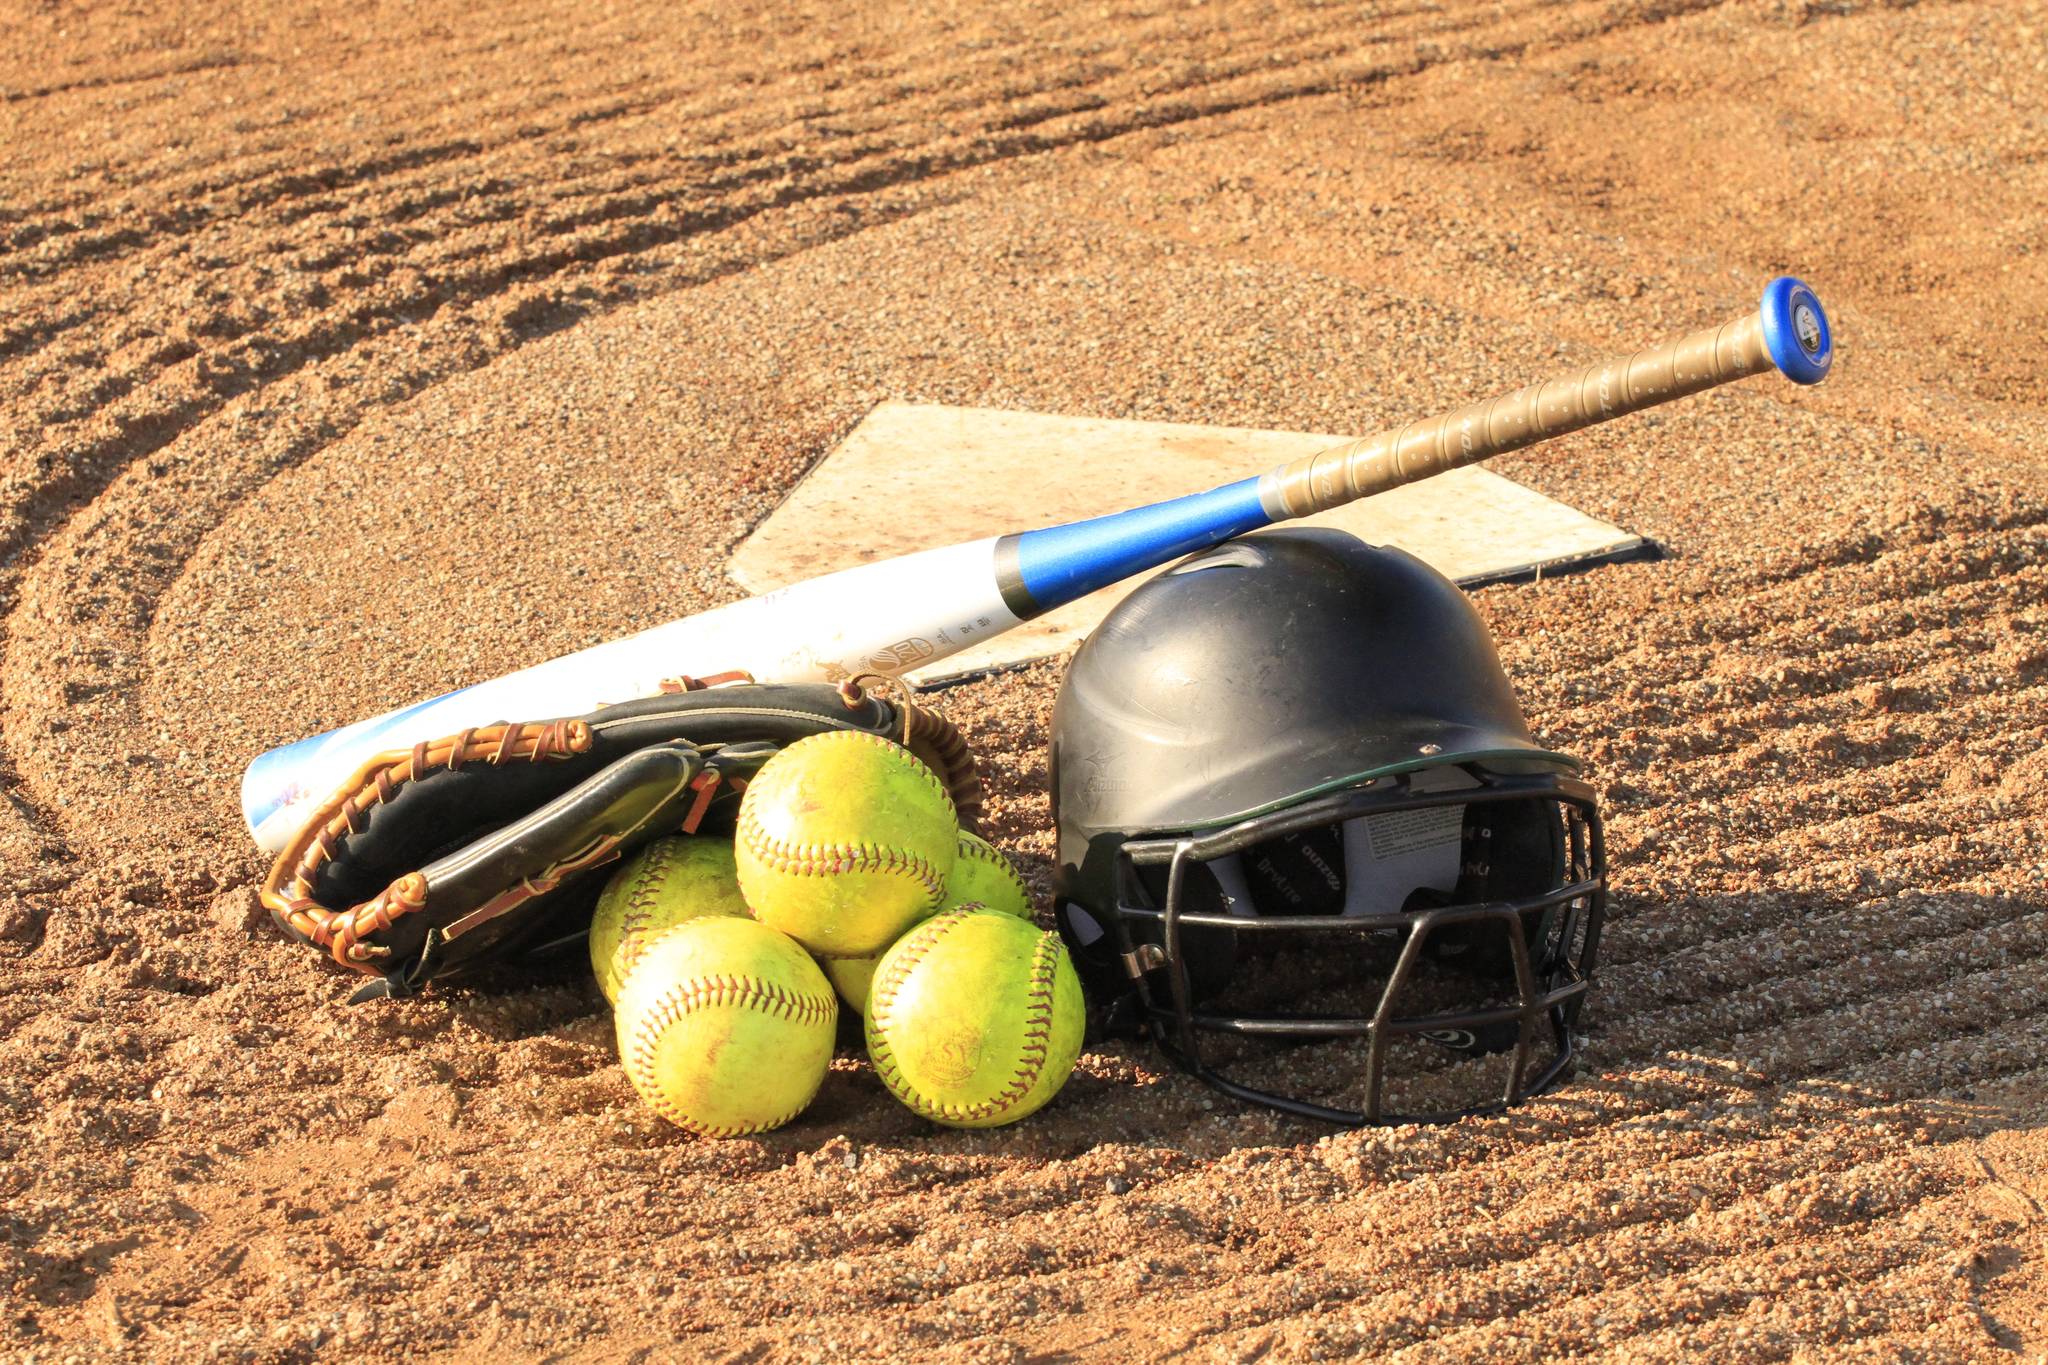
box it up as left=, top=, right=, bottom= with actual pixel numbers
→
left=1265, top=308, right=1773, bottom=518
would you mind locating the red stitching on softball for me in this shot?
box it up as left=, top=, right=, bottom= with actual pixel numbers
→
left=867, top=907, right=966, bottom=1026
left=867, top=913, right=1062, bottom=1124
left=957, top=833, right=1031, bottom=911
left=624, top=971, right=835, bottom=1137
left=738, top=819, right=949, bottom=903
left=737, top=734, right=954, bottom=908
left=612, top=844, right=680, bottom=985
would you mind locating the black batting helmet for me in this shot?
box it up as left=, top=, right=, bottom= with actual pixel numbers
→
left=1051, top=528, right=1606, bottom=1125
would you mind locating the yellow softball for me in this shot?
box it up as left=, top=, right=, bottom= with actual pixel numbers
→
left=589, top=836, right=748, bottom=1005
left=824, top=833, right=1033, bottom=1015
left=865, top=907, right=1086, bottom=1129
left=822, top=955, right=885, bottom=1016
left=615, top=917, right=838, bottom=1138
left=823, top=892, right=1025, bottom=1015
left=944, top=830, right=1033, bottom=921
left=735, top=731, right=958, bottom=958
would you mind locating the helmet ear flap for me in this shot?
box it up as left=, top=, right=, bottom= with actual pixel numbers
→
left=1054, top=859, right=1241, bottom=1023
left=1422, top=797, right=1569, bottom=979
left=1129, top=859, right=1239, bottom=1002
left=1054, top=899, right=1128, bottom=999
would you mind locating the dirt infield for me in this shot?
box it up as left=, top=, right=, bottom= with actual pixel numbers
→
left=4, top=0, right=2046, bottom=1358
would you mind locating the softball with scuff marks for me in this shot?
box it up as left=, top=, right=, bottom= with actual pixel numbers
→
left=822, top=889, right=1030, bottom=1015
left=865, top=906, right=1085, bottom=1129
left=944, top=830, right=1033, bottom=921
left=823, top=831, right=1034, bottom=1015
left=589, top=836, right=748, bottom=1005
left=735, top=731, right=958, bottom=958
left=615, top=916, right=838, bottom=1137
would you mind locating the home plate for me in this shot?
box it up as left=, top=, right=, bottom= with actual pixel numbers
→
left=730, top=403, right=1651, bottom=685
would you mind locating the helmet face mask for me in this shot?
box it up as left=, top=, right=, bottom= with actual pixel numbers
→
left=1063, top=769, right=1605, bottom=1125
left=1051, top=528, right=1610, bottom=1126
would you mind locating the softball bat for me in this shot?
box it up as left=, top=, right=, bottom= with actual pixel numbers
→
left=243, top=277, right=1832, bottom=851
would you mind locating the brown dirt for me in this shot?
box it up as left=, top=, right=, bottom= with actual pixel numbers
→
left=4, top=0, right=2047, bottom=1359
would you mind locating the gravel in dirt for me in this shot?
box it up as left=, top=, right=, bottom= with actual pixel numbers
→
left=2, top=0, right=2045, bottom=1359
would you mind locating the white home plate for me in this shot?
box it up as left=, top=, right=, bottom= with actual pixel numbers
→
left=730, top=403, right=1649, bottom=684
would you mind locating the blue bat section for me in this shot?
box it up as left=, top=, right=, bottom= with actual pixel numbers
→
left=1005, top=476, right=1273, bottom=614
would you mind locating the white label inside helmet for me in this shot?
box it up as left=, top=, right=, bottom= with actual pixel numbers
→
left=1340, top=805, right=1464, bottom=919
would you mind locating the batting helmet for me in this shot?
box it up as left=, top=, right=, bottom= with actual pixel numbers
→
left=1051, top=529, right=1606, bottom=1124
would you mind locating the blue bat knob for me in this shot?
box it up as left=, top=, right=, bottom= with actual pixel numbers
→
left=1759, top=276, right=1832, bottom=385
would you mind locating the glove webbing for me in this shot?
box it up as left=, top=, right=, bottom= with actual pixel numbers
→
left=263, top=718, right=592, bottom=967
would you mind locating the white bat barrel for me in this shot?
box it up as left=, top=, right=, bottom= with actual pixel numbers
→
left=242, top=538, right=1019, bottom=851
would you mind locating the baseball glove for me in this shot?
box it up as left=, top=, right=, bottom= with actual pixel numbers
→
left=259, top=677, right=981, bottom=1001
